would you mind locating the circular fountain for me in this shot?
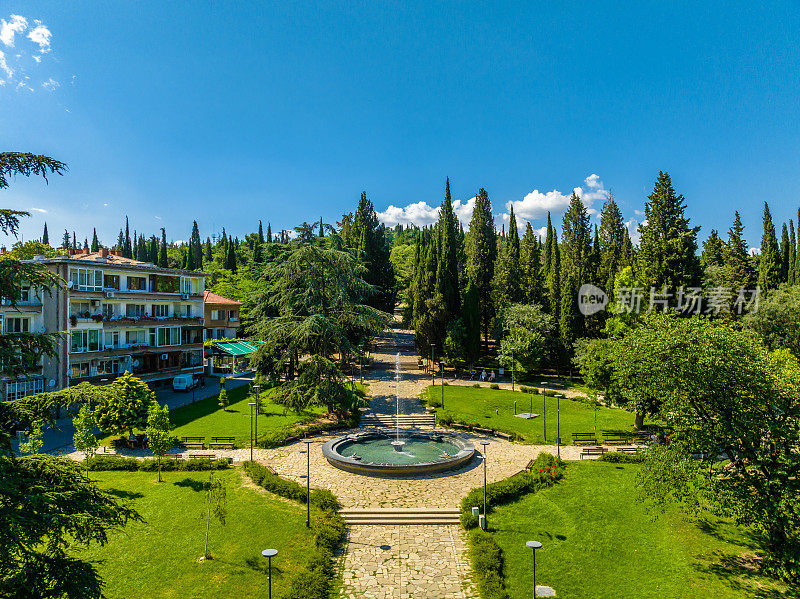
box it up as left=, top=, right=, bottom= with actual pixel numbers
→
left=322, top=352, right=475, bottom=476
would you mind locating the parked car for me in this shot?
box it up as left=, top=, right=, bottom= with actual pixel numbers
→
left=172, top=374, right=200, bottom=391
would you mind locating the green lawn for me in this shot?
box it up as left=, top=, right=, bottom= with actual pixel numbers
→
left=490, top=461, right=791, bottom=599
left=75, top=469, right=316, bottom=599
left=167, top=385, right=324, bottom=446
left=427, top=384, right=642, bottom=443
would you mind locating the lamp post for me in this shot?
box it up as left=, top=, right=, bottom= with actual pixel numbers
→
left=481, top=441, right=489, bottom=530
left=526, top=540, right=542, bottom=598
left=554, top=394, right=564, bottom=459
left=262, top=548, right=278, bottom=599
left=248, top=402, right=256, bottom=462
left=303, top=438, right=313, bottom=528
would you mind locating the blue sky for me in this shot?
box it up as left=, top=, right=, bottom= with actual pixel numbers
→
left=1, top=2, right=799, bottom=249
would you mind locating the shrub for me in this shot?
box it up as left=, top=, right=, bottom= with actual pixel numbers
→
left=599, top=451, right=647, bottom=463
left=469, top=529, right=510, bottom=599
left=460, top=453, right=564, bottom=528
left=490, top=383, right=500, bottom=390
left=86, top=454, right=230, bottom=471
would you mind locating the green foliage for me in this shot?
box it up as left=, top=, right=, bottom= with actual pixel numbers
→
left=93, top=372, right=155, bottom=438
left=468, top=529, right=510, bottom=599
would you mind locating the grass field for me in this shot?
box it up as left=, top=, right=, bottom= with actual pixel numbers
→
left=490, top=461, right=792, bottom=599
left=75, top=469, right=316, bottom=599
left=426, top=384, right=643, bottom=443
left=167, top=385, right=325, bottom=446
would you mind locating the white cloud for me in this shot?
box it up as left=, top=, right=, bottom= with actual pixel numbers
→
left=41, top=77, right=58, bottom=90
left=30, top=207, right=47, bottom=213
left=27, top=22, right=52, bottom=53
left=0, top=15, right=27, bottom=47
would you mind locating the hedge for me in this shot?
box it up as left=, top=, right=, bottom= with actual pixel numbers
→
left=242, top=460, right=340, bottom=511
left=242, top=460, right=345, bottom=599
left=86, top=454, right=230, bottom=471
left=460, top=453, right=564, bottom=528
left=469, top=529, right=510, bottom=599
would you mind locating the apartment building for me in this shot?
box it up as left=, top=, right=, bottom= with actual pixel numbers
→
left=0, top=281, right=47, bottom=401
left=204, top=291, right=241, bottom=340
left=13, top=248, right=207, bottom=399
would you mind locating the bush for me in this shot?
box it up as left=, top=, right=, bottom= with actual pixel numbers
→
left=469, top=529, right=510, bottom=599
left=489, top=383, right=500, bottom=390
left=460, top=453, right=564, bottom=528
left=86, top=454, right=230, bottom=471
left=599, top=451, right=647, bottom=463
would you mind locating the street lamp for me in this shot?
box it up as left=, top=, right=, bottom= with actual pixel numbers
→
left=526, top=540, right=542, bottom=598
left=554, top=394, right=564, bottom=459
left=303, top=438, right=313, bottom=528
left=481, top=441, right=489, bottom=530
left=248, top=402, right=256, bottom=462
left=262, top=548, right=278, bottom=599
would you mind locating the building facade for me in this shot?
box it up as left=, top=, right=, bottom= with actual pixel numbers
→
left=6, top=248, right=208, bottom=400
left=204, top=291, right=241, bottom=340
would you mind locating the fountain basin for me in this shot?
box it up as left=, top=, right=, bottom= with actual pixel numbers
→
left=322, top=431, right=475, bottom=476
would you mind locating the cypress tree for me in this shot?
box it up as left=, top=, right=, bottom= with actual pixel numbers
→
left=637, top=171, right=701, bottom=291
left=436, top=177, right=460, bottom=317
left=42, top=222, right=49, bottom=245
left=598, top=198, right=625, bottom=291
left=91, top=228, right=99, bottom=252
left=465, top=188, right=497, bottom=350
left=722, top=211, right=755, bottom=293
left=520, top=222, right=544, bottom=304
left=757, top=202, right=781, bottom=290
left=780, top=222, right=791, bottom=283
left=159, top=228, right=167, bottom=268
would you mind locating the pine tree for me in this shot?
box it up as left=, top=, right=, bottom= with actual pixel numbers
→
left=520, top=222, right=544, bottom=304
left=91, top=228, right=99, bottom=252
left=159, top=228, right=168, bottom=268
left=41, top=222, right=49, bottom=245
left=465, top=188, right=497, bottom=350
left=780, top=222, right=790, bottom=283
left=123, top=217, right=132, bottom=258
left=758, top=202, right=781, bottom=290
left=436, top=178, right=460, bottom=318
left=637, top=171, right=701, bottom=291
left=722, top=211, right=755, bottom=293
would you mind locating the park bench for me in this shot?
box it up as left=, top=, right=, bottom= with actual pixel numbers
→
left=209, top=436, right=235, bottom=449
left=580, top=446, right=608, bottom=459
left=617, top=447, right=640, bottom=454
left=181, top=436, right=205, bottom=449
left=602, top=432, right=629, bottom=445
left=572, top=433, right=598, bottom=446
left=494, top=431, right=513, bottom=440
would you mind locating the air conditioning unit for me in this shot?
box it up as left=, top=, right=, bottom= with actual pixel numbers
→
left=104, top=291, right=115, bottom=298
left=161, top=353, right=168, bottom=360
left=180, top=293, right=189, bottom=300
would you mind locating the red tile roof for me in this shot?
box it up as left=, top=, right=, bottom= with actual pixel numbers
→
left=204, top=291, right=242, bottom=306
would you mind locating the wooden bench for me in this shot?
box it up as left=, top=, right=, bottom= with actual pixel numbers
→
left=617, top=447, right=640, bottom=454
left=210, top=436, right=235, bottom=449
left=572, top=433, right=598, bottom=446
left=181, top=436, right=205, bottom=449
left=580, top=446, right=608, bottom=459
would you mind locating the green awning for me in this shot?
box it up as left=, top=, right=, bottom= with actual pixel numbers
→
left=211, top=340, right=263, bottom=357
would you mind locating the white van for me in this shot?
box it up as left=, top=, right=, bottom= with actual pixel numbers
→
left=172, top=374, right=199, bottom=391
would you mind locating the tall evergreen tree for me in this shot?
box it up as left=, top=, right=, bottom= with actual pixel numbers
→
left=91, top=228, right=99, bottom=252
left=520, top=222, right=544, bottom=304
left=722, top=211, right=755, bottom=293
left=757, top=202, right=781, bottom=290
left=779, top=222, right=791, bottom=283
left=436, top=177, right=460, bottom=318
left=637, top=171, right=701, bottom=291
left=41, top=222, right=49, bottom=245
left=465, top=188, right=497, bottom=349
left=158, top=228, right=167, bottom=268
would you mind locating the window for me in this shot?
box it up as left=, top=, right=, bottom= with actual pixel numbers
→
left=229, top=310, right=238, bottom=320
left=126, top=304, right=145, bottom=318
left=69, top=268, right=103, bottom=291
left=6, top=317, right=29, bottom=333
left=70, top=362, right=90, bottom=379
left=157, top=326, right=181, bottom=347
left=5, top=378, right=44, bottom=401
left=70, top=330, right=100, bottom=353
left=152, top=304, right=169, bottom=317
left=127, top=276, right=147, bottom=291
left=103, top=274, right=120, bottom=289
